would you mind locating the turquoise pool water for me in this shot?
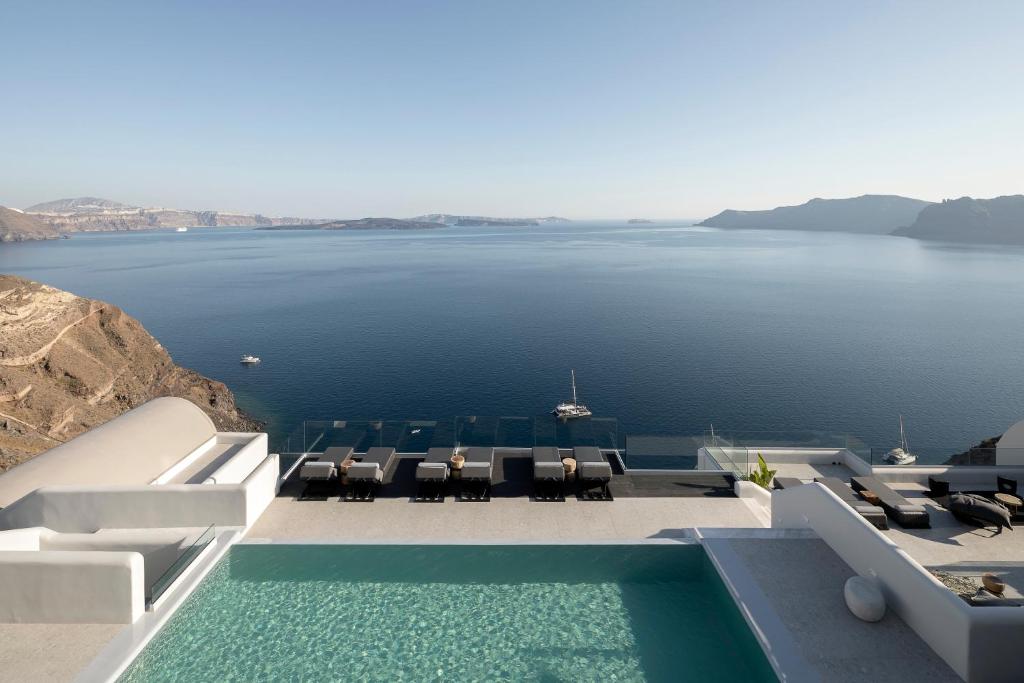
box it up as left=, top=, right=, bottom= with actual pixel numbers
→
left=119, top=544, right=776, bottom=682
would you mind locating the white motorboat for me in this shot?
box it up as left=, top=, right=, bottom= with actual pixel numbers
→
left=882, top=415, right=917, bottom=465
left=552, top=370, right=592, bottom=419
left=176, top=227, right=188, bottom=232
left=240, top=354, right=261, bottom=364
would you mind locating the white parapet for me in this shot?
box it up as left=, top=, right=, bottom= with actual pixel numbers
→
left=0, top=548, right=144, bottom=623
left=772, top=482, right=1024, bottom=682
left=0, top=454, right=279, bottom=533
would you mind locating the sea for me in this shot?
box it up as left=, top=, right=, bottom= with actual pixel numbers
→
left=2, top=221, right=1022, bottom=460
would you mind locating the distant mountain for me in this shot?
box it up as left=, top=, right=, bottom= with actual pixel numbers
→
left=893, top=195, right=1024, bottom=245
left=24, top=197, right=134, bottom=213
left=20, top=196, right=322, bottom=238
left=260, top=217, right=444, bottom=231
left=0, top=207, right=63, bottom=242
left=412, top=214, right=570, bottom=227
left=699, top=195, right=932, bottom=235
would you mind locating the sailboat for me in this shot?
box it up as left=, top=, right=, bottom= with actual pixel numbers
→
left=552, top=370, right=592, bottom=419
left=882, top=415, right=917, bottom=465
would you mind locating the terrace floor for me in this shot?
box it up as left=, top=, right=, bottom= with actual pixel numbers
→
left=249, top=494, right=764, bottom=541
left=771, top=461, right=856, bottom=481
left=883, top=483, right=1024, bottom=597
left=714, top=537, right=960, bottom=682
left=0, top=623, right=123, bottom=683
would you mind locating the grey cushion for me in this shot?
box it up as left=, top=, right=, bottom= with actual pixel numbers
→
left=416, top=462, right=448, bottom=481
left=853, top=504, right=884, bottom=515
left=299, top=462, right=336, bottom=481
left=579, top=461, right=612, bottom=481
left=461, top=461, right=492, bottom=480
left=347, top=463, right=383, bottom=483
left=895, top=504, right=927, bottom=514
left=534, top=461, right=565, bottom=481
left=949, top=493, right=1013, bottom=530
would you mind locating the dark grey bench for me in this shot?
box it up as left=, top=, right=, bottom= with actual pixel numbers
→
left=851, top=476, right=930, bottom=528
left=814, top=477, right=888, bottom=530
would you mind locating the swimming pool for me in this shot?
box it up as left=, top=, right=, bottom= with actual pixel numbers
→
left=119, top=544, right=775, bottom=682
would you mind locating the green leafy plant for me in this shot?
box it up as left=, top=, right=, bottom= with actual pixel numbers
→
left=746, top=452, right=777, bottom=490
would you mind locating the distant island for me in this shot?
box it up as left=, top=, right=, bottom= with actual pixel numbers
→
left=699, top=195, right=932, bottom=235
left=893, top=195, right=1024, bottom=245
left=2, top=196, right=323, bottom=241
left=259, top=217, right=444, bottom=231
left=627, top=219, right=654, bottom=224
left=413, top=214, right=570, bottom=227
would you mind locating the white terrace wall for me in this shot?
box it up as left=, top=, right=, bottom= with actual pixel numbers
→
left=773, top=482, right=1024, bottom=682
left=0, top=454, right=279, bottom=533
left=0, top=548, right=144, bottom=623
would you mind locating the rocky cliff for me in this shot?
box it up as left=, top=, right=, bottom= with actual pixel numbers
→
left=0, top=275, right=260, bottom=470
left=893, top=195, right=1024, bottom=245
left=0, top=207, right=63, bottom=242
left=700, top=195, right=932, bottom=234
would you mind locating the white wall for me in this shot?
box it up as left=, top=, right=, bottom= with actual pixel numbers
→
left=0, top=455, right=279, bottom=533
left=733, top=480, right=772, bottom=527
left=203, top=433, right=269, bottom=484
left=0, top=550, right=144, bottom=623
left=773, top=482, right=1024, bottom=682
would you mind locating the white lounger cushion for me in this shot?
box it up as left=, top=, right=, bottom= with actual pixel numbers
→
left=461, top=462, right=492, bottom=480
left=416, top=462, right=448, bottom=481
left=300, top=462, right=337, bottom=481
left=534, top=462, right=565, bottom=481
left=347, top=463, right=383, bottom=482
left=578, top=461, right=612, bottom=481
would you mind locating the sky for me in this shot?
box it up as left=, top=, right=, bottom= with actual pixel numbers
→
left=1, top=1, right=1022, bottom=219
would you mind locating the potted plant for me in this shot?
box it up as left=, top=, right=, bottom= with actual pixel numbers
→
left=746, top=452, right=777, bottom=490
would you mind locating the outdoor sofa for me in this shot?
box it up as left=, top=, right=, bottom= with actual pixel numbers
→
left=850, top=476, right=930, bottom=528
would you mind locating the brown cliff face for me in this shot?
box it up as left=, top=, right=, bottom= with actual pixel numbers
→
left=0, top=207, right=62, bottom=242
left=0, top=275, right=261, bottom=470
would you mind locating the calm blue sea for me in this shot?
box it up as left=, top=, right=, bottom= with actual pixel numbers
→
left=2, top=222, right=1022, bottom=455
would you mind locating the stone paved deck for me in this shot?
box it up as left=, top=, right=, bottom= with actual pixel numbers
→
left=248, top=495, right=763, bottom=541
left=0, top=623, right=123, bottom=683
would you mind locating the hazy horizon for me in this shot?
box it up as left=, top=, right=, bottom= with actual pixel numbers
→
left=2, top=1, right=1022, bottom=218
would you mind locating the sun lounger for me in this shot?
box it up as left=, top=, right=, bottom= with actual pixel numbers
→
left=773, top=477, right=804, bottom=490
left=574, top=447, right=613, bottom=501
left=415, top=447, right=452, bottom=502
left=814, top=477, right=888, bottom=530
left=532, top=447, right=565, bottom=501
left=851, top=476, right=930, bottom=529
left=345, top=447, right=395, bottom=502
left=460, top=447, right=494, bottom=501
left=298, top=446, right=353, bottom=496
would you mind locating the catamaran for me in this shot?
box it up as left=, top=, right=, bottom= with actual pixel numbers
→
left=882, top=414, right=917, bottom=465
left=552, top=370, right=592, bottom=419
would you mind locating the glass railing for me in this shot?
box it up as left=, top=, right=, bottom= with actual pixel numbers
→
left=280, top=416, right=620, bottom=453
left=622, top=434, right=704, bottom=470
left=867, top=446, right=1021, bottom=467
left=702, top=445, right=750, bottom=478
left=148, top=525, right=216, bottom=607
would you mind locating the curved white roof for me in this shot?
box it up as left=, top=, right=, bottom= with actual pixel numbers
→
left=0, top=397, right=216, bottom=508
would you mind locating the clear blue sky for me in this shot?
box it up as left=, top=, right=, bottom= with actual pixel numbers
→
left=1, top=1, right=1021, bottom=218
